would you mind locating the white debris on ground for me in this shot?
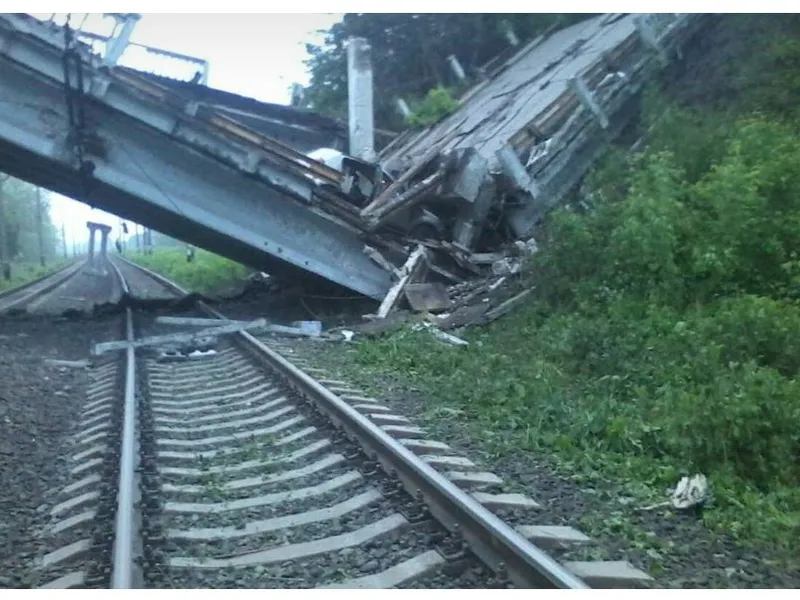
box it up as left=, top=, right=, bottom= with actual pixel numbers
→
left=671, top=474, right=710, bottom=510
left=641, top=473, right=711, bottom=512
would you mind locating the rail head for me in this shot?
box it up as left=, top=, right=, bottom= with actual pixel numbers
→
left=106, top=257, right=142, bottom=589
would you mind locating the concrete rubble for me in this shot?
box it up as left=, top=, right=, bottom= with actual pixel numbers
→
left=308, top=13, right=709, bottom=328
left=0, top=13, right=708, bottom=327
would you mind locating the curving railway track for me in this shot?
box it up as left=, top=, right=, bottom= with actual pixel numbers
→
left=3, top=255, right=653, bottom=589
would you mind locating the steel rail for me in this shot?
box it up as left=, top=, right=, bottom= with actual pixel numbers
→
left=115, top=255, right=588, bottom=589
left=0, top=260, right=86, bottom=311
left=0, top=260, right=78, bottom=300
left=107, top=260, right=140, bottom=589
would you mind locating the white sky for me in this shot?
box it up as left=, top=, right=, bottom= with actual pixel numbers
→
left=29, top=13, right=343, bottom=247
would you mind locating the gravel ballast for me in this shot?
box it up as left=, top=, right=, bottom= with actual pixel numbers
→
left=0, top=317, right=121, bottom=588
left=243, top=334, right=800, bottom=589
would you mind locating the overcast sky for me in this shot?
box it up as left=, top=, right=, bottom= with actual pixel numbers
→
left=30, top=13, right=343, bottom=247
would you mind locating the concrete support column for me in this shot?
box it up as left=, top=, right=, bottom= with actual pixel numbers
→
left=87, top=221, right=111, bottom=265
left=99, top=225, right=111, bottom=258
left=346, top=37, right=376, bottom=162
left=86, top=222, right=97, bottom=265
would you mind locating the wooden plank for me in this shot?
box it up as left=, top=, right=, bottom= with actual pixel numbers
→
left=375, top=245, right=427, bottom=318
left=361, top=127, right=461, bottom=217
left=365, top=169, right=446, bottom=231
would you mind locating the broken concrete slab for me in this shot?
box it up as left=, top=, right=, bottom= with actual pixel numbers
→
left=154, top=315, right=323, bottom=338
left=154, top=316, right=246, bottom=327
left=289, top=321, right=323, bottom=336
left=44, top=359, right=91, bottom=369
left=404, top=282, right=452, bottom=313
left=92, top=318, right=268, bottom=356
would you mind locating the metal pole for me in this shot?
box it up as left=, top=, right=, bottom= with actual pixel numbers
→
left=62, top=224, right=68, bottom=258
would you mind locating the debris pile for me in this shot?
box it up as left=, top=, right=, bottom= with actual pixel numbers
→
left=332, top=13, right=708, bottom=328
left=359, top=237, right=539, bottom=332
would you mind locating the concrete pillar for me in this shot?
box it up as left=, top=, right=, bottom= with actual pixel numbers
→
left=346, top=37, right=376, bottom=162
left=396, top=98, right=412, bottom=119
left=505, top=26, right=520, bottom=47
left=98, top=224, right=111, bottom=258
left=86, top=221, right=97, bottom=265
left=447, top=54, right=466, bottom=81
left=87, top=221, right=111, bottom=264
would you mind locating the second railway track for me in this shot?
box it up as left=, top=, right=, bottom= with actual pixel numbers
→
left=19, top=257, right=652, bottom=589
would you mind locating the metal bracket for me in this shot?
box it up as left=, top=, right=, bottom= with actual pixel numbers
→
left=568, top=76, right=610, bottom=129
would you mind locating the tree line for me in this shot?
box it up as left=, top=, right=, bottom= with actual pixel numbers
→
left=301, top=14, right=593, bottom=133
left=0, top=173, right=64, bottom=279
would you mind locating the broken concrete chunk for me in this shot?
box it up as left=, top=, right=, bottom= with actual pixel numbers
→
left=289, top=321, right=323, bottom=337
left=491, top=257, right=522, bottom=276
left=404, top=282, right=452, bottom=313
left=154, top=316, right=245, bottom=327
left=44, top=359, right=90, bottom=369
left=92, top=318, right=267, bottom=355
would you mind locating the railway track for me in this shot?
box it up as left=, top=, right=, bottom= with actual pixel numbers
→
left=10, top=256, right=653, bottom=589
left=0, top=261, right=86, bottom=314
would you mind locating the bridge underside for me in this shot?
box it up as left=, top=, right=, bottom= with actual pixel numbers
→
left=0, top=15, right=393, bottom=299
left=0, top=14, right=709, bottom=305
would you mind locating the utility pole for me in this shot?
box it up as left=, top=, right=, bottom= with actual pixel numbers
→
left=61, top=223, right=68, bottom=258
left=0, top=174, right=10, bottom=280
left=35, top=186, right=46, bottom=267
left=135, top=223, right=141, bottom=252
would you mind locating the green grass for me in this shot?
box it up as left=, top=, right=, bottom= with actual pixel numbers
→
left=0, top=259, right=71, bottom=294
left=127, top=248, right=251, bottom=295
left=331, top=110, right=800, bottom=565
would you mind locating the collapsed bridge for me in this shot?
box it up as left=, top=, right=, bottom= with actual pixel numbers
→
left=0, top=13, right=708, bottom=301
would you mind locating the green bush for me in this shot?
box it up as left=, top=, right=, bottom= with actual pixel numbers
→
left=129, top=248, right=250, bottom=295
left=405, top=86, right=459, bottom=128
left=346, top=110, right=800, bottom=553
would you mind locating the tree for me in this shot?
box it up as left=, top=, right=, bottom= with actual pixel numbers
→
left=0, top=173, right=62, bottom=277
left=303, top=14, right=594, bottom=132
